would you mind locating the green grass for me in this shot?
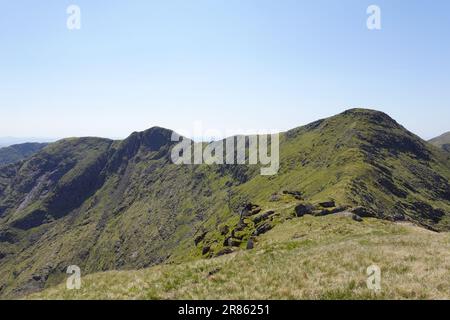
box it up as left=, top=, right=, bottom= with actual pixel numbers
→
left=2, top=108, right=450, bottom=298
left=429, top=131, right=450, bottom=152
left=29, top=215, right=450, bottom=300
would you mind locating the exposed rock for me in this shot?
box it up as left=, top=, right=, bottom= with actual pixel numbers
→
left=294, top=203, right=314, bottom=217
left=194, top=231, right=207, bottom=246
left=391, top=212, right=405, bottom=221
left=312, top=206, right=349, bottom=216
left=234, top=220, right=248, bottom=232
left=350, top=206, right=376, bottom=218
left=3, top=108, right=450, bottom=297
left=312, top=209, right=330, bottom=217
left=253, top=211, right=275, bottom=224
left=269, top=194, right=281, bottom=202
left=319, top=200, right=335, bottom=208
left=249, top=207, right=262, bottom=216
left=252, top=223, right=273, bottom=236
left=231, top=229, right=244, bottom=240
left=0, top=230, right=17, bottom=244
left=240, top=203, right=261, bottom=217
left=377, top=177, right=408, bottom=198
left=282, top=190, right=303, bottom=200
left=246, top=238, right=255, bottom=250
left=229, top=239, right=242, bottom=247
left=223, top=237, right=241, bottom=247
left=402, top=201, right=445, bottom=223
left=216, top=248, right=234, bottom=257
left=352, top=214, right=363, bottom=222
left=202, top=246, right=211, bottom=255
left=219, top=225, right=229, bottom=236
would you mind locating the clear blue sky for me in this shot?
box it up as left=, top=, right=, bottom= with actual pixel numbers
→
left=1, top=0, right=449, bottom=140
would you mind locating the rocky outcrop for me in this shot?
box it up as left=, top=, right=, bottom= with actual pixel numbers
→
left=253, top=211, right=275, bottom=224
left=294, top=203, right=314, bottom=217
left=319, top=200, right=335, bottom=208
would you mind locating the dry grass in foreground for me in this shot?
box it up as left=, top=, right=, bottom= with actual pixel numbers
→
left=29, top=215, right=450, bottom=300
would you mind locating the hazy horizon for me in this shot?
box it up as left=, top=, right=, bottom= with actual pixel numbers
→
left=1, top=107, right=448, bottom=145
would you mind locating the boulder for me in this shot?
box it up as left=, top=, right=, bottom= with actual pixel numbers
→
left=240, top=203, right=261, bottom=217
left=223, top=237, right=241, bottom=247
left=194, top=231, right=207, bottom=246
left=216, top=248, right=234, bottom=257
left=282, top=190, right=303, bottom=198
left=294, top=203, right=314, bottom=217
left=202, top=246, right=211, bottom=255
left=253, top=211, right=275, bottom=224
left=352, top=214, right=363, bottom=222
left=252, top=223, right=273, bottom=236
left=350, top=206, right=375, bottom=218
left=312, top=209, right=330, bottom=217
left=319, top=200, right=335, bottom=208
left=250, top=207, right=262, bottom=216
left=246, top=238, right=255, bottom=250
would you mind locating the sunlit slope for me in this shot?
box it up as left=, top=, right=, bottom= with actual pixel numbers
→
left=30, top=214, right=450, bottom=300
left=1, top=108, right=450, bottom=298
left=430, top=132, right=450, bottom=153
left=234, top=109, right=450, bottom=228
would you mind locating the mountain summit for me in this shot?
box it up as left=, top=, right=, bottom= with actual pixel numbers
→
left=0, top=109, right=449, bottom=297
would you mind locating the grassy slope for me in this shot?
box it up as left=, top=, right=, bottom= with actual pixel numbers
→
left=2, top=109, right=450, bottom=298
left=429, top=132, right=450, bottom=153
left=185, top=109, right=450, bottom=261
left=0, top=143, right=48, bottom=166
left=30, top=214, right=450, bottom=300
left=0, top=130, right=232, bottom=297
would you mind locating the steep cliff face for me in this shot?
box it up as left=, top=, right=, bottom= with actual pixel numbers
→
left=1, top=109, right=450, bottom=297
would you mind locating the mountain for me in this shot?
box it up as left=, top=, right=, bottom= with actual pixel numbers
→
left=429, top=132, right=450, bottom=153
left=0, top=138, right=53, bottom=148
left=1, top=108, right=450, bottom=298
left=0, top=143, right=48, bottom=166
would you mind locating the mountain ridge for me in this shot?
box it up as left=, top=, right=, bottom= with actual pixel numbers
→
left=1, top=108, right=450, bottom=298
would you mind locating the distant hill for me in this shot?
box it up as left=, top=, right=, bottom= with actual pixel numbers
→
left=429, top=132, right=450, bottom=152
left=0, top=137, right=53, bottom=148
left=0, top=143, right=48, bottom=166
left=1, top=109, right=450, bottom=298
